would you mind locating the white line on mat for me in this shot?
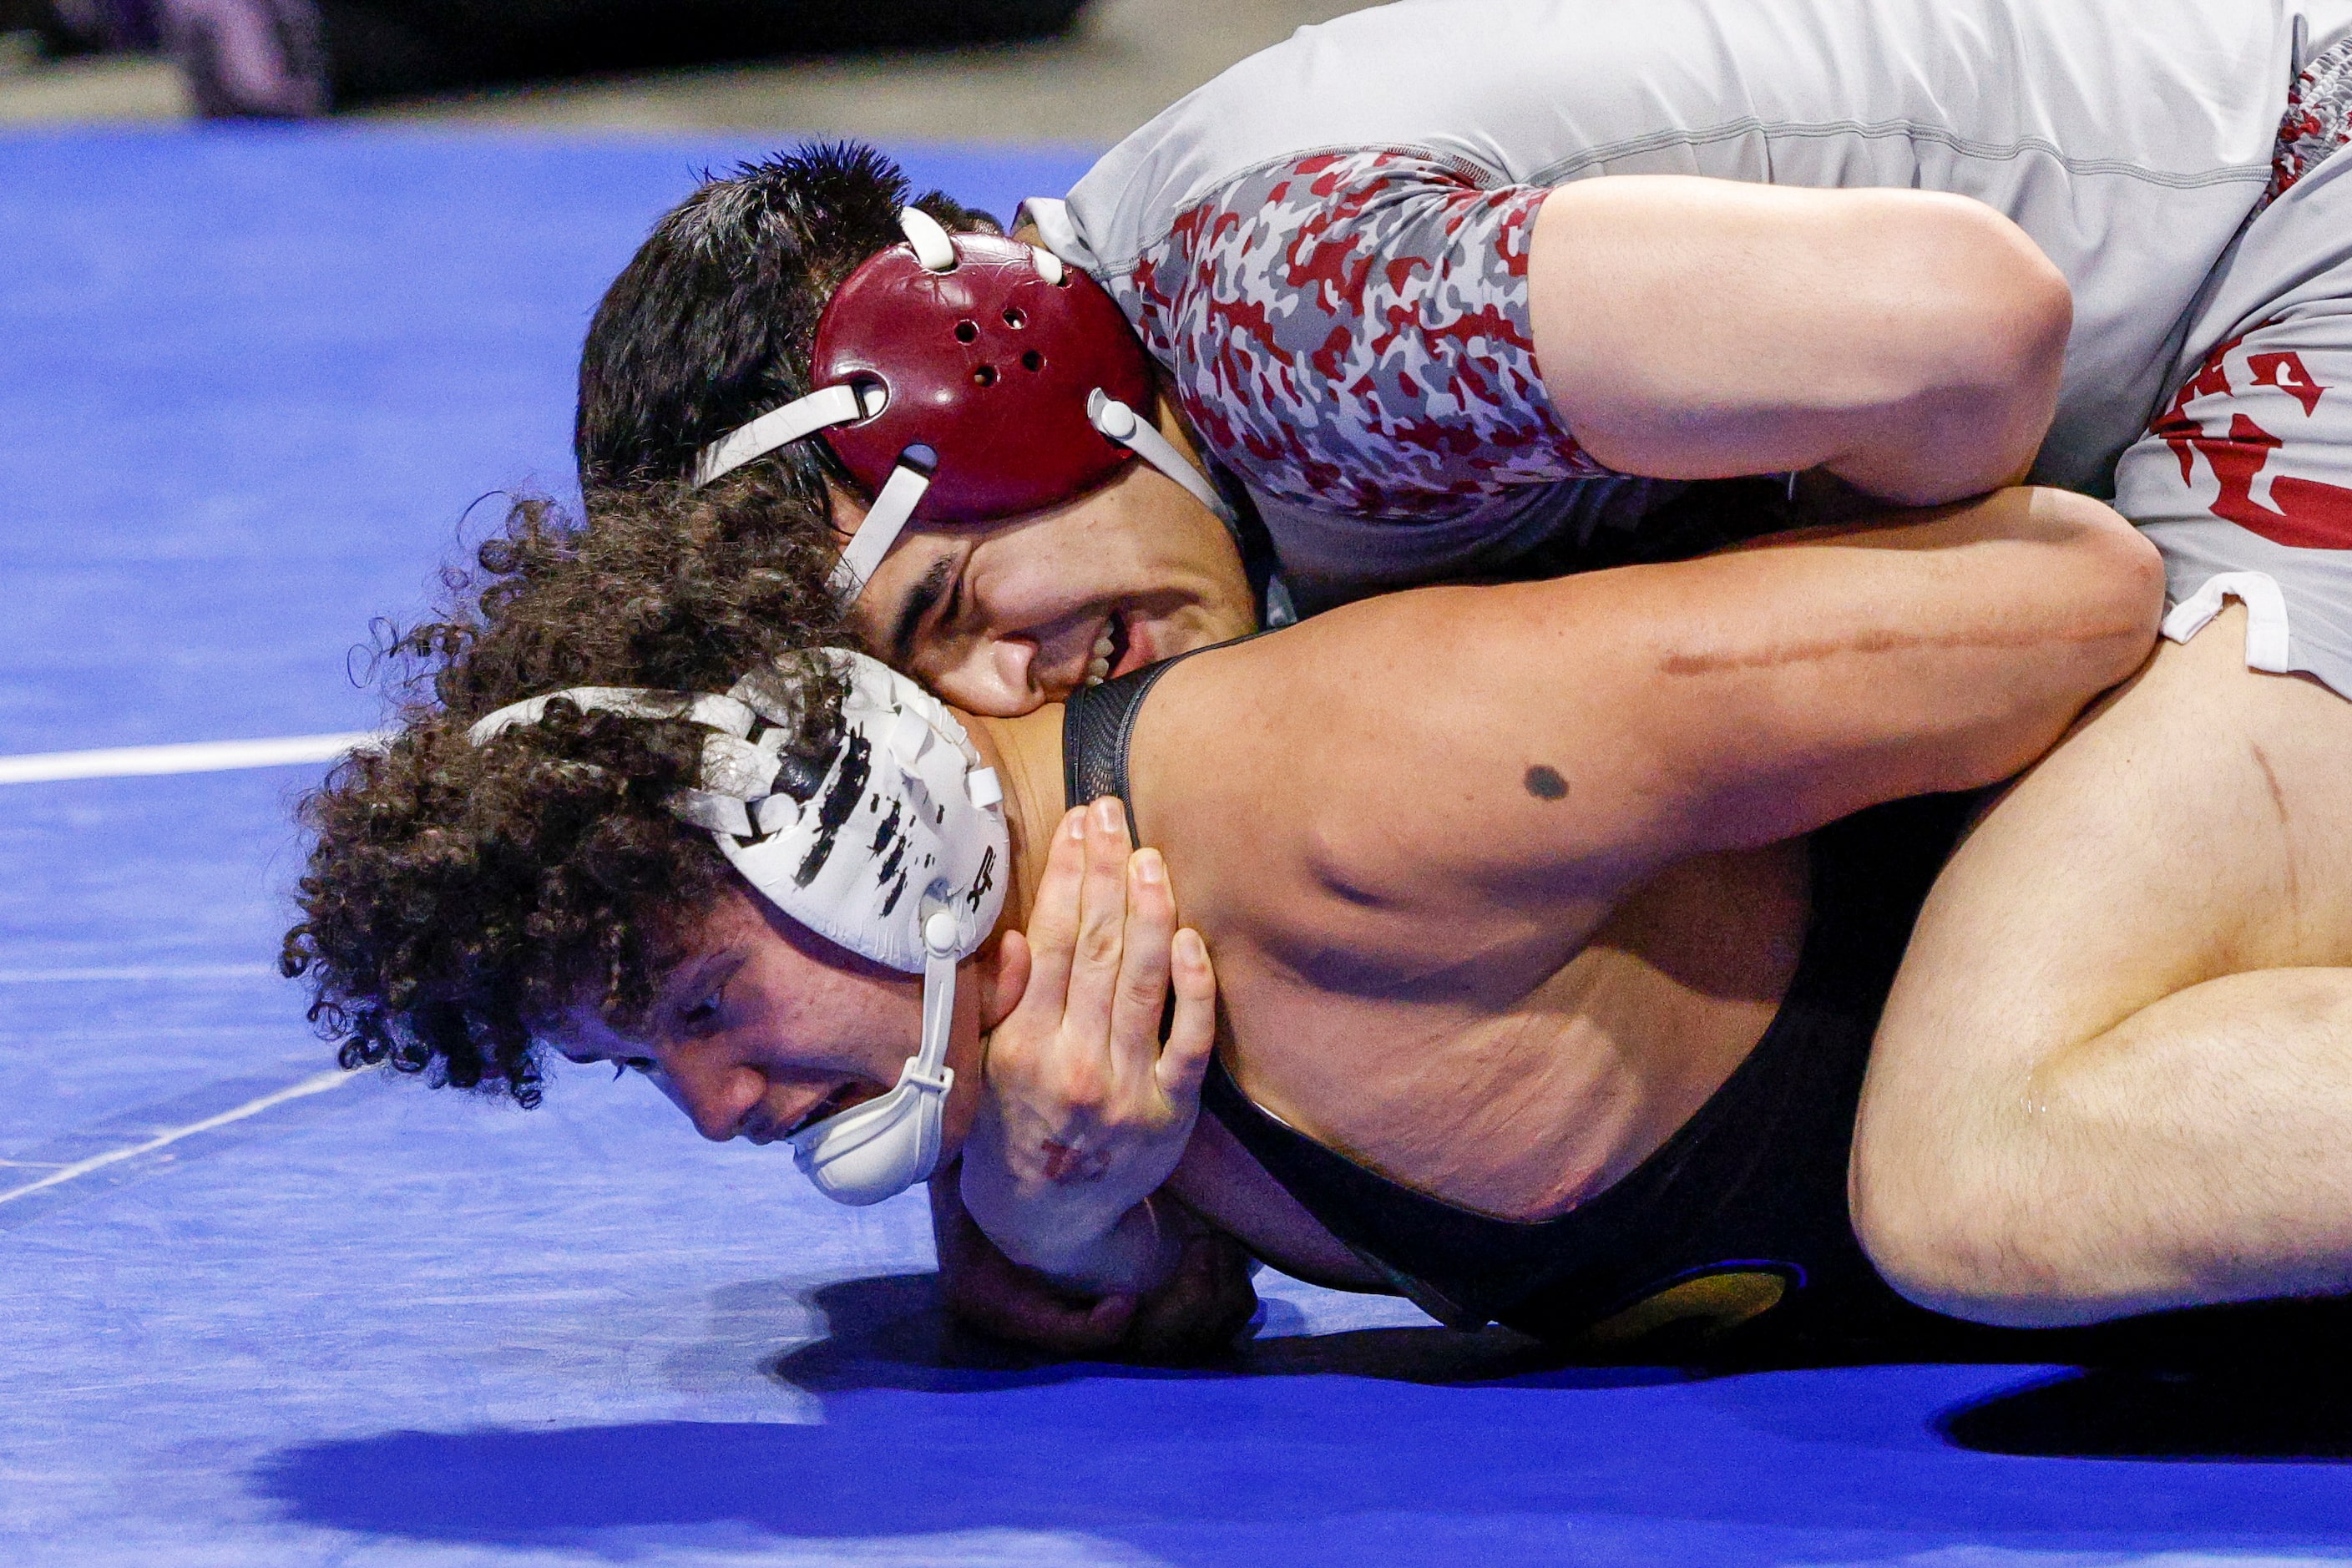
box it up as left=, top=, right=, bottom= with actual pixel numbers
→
left=0, top=1070, right=354, bottom=1209
left=0, top=964, right=275, bottom=984
left=0, top=732, right=379, bottom=786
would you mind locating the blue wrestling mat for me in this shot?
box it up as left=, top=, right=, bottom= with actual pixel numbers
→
left=3, top=127, right=2349, bottom=1568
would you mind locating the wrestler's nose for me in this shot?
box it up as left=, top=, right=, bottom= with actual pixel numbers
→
left=938, top=635, right=1045, bottom=718
left=655, top=1056, right=767, bottom=1143
left=991, top=635, right=1042, bottom=706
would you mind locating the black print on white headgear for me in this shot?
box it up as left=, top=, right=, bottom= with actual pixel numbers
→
left=467, top=648, right=1009, bottom=1204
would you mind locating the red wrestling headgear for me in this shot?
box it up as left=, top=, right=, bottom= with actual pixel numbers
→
left=692, top=209, right=1233, bottom=606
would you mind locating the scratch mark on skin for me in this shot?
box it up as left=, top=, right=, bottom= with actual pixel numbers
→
left=1658, top=623, right=2120, bottom=675
left=2252, top=741, right=2301, bottom=916
left=1040, top=1139, right=1110, bottom=1185
left=1525, top=764, right=1568, bottom=801
left=2253, top=741, right=2291, bottom=826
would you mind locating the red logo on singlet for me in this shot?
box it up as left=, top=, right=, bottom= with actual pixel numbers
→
left=2152, top=338, right=2352, bottom=549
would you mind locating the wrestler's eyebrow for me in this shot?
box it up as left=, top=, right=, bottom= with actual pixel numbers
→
left=889, top=552, right=958, bottom=666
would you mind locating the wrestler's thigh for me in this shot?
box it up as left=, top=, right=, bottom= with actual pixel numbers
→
left=1852, top=606, right=2352, bottom=1207
left=1861, top=187, right=2352, bottom=1161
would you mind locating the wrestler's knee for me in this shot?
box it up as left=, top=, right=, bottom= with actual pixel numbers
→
left=1848, top=910, right=2082, bottom=1319
left=1848, top=1090, right=2050, bottom=1323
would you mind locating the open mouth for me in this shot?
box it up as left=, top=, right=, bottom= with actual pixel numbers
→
left=1083, top=612, right=1134, bottom=687
left=767, top=1082, right=878, bottom=1143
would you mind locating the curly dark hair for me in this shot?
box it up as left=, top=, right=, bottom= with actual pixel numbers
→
left=281, top=478, right=850, bottom=1105
left=576, top=141, right=1001, bottom=505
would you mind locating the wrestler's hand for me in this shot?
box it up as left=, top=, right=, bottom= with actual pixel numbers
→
left=932, top=1167, right=1259, bottom=1363
left=1119, top=1198, right=1262, bottom=1363
left=960, top=797, right=1218, bottom=1291
left=931, top=1163, right=1136, bottom=1352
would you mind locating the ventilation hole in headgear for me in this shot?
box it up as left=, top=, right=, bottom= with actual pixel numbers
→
left=1002, top=307, right=1026, bottom=328
left=846, top=374, right=888, bottom=421
left=772, top=751, right=827, bottom=802
left=1020, top=350, right=1043, bottom=372
left=972, top=365, right=998, bottom=387
left=953, top=320, right=979, bottom=343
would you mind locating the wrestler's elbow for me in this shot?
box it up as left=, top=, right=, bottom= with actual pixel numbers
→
left=1939, top=201, right=2071, bottom=398
left=1931, top=491, right=2160, bottom=787
left=1843, top=204, right=2071, bottom=504
left=2031, top=488, right=2166, bottom=692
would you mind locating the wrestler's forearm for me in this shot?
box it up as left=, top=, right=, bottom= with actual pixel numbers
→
left=964, top=1167, right=1184, bottom=1297
left=930, top=1166, right=1212, bottom=1356
left=1529, top=177, right=2069, bottom=504
left=1138, top=487, right=2161, bottom=948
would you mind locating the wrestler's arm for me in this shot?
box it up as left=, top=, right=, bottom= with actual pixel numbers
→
left=1135, top=486, right=2160, bottom=959
left=960, top=802, right=1220, bottom=1294
left=1530, top=177, right=2070, bottom=505
left=959, top=490, right=2157, bottom=1307
left=931, top=1157, right=1264, bottom=1361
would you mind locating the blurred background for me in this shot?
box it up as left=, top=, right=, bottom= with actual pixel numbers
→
left=0, top=0, right=1369, bottom=140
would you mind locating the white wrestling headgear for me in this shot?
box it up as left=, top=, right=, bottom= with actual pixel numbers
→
left=468, top=647, right=1009, bottom=1206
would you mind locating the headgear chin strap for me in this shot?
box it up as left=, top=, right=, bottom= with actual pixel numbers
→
left=690, top=207, right=1236, bottom=608
left=784, top=906, right=963, bottom=1203
left=468, top=648, right=1010, bottom=1206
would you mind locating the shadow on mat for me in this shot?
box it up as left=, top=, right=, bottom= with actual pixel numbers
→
left=250, top=1272, right=2352, bottom=1546
left=794, top=1274, right=2352, bottom=1464
left=1939, top=1367, right=2352, bottom=1461
left=770, top=1271, right=1678, bottom=1393
left=248, top=1273, right=1676, bottom=1546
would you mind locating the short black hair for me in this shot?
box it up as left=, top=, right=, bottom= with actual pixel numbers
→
left=575, top=141, right=1000, bottom=508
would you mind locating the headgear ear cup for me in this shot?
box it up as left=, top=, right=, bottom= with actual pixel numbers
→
left=468, top=650, right=1009, bottom=1205
left=690, top=210, right=1235, bottom=610
left=807, top=230, right=1154, bottom=523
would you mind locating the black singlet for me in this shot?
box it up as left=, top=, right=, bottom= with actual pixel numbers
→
left=1065, top=651, right=1967, bottom=1358
left=1065, top=650, right=2352, bottom=1366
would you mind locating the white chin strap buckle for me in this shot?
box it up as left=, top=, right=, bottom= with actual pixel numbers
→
left=787, top=908, right=964, bottom=1206
left=1087, top=389, right=1236, bottom=529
